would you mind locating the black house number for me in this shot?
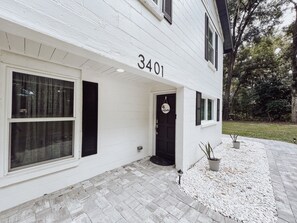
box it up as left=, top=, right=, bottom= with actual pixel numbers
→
left=137, top=54, right=164, bottom=77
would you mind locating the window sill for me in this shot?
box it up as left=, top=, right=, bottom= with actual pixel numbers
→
left=0, top=158, right=79, bottom=188
left=208, top=61, right=216, bottom=72
left=139, top=0, right=164, bottom=21
left=201, top=120, right=217, bottom=128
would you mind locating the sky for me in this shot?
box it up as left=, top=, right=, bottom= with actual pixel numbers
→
left=280, top=4, right=295, bottom=28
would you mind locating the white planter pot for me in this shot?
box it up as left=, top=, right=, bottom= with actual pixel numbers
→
left=233, top=141, right=240, bottom=149
left=208, top=159, right=221, bottom=171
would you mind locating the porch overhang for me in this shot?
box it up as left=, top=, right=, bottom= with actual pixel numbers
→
left=0, top=17, right=182, bottom=89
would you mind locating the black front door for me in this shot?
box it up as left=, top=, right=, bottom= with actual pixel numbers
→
left=156, top=94, right=176, bottom=163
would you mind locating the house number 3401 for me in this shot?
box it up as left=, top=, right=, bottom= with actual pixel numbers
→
left=137, top=54, right=164, bottom=77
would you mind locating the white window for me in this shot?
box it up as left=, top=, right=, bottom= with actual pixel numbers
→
left=139, top=0, right=172, bottom=23
left=8, top=69, right=76, bottom=171
left=201, top=97, right=215, bottom=124
left=207, top=99, right=214, bottom=120
left=201, top=98, right=206, bottom=120
left=152, top=0, right=161, bottom=6
left=205, top=14, right=218, bottom=70
left=208, top=27, right=215, bottom=64
left=0, top=53, right=81, bottom=187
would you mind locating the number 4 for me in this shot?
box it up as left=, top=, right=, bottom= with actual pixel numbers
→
left=146, top=59, right=152, bottom=72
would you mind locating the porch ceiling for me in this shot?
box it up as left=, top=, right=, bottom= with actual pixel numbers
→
left=0, top=31, right=172, bottom=86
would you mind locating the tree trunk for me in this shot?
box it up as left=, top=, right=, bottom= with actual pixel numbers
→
left=292, top=94, right=297, bottom=123
left=291, top=5, right=297, bottom=123
left=223, top=53, right=236, bottom=120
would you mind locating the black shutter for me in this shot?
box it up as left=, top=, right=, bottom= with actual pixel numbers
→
left=215, top=32, right=218, bottom=70
left=82, top=81, right=98, bottom=157
left=163, top=0, right=172, bottom=24
left=217, top=98, right=220, bottom=122
left=196, top=92, right=202, bottom=126
left=205, top=13, right=209, bottom=61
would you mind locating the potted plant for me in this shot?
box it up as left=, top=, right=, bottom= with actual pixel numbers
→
left=199, top=142, right=221, bottom=171
left=230, top=134, right=240, bottom=149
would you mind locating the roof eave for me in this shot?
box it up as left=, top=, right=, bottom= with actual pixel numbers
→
left=216, top=0, right=233, bottom=54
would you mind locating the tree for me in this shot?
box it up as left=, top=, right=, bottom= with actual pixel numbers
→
left=230, top=35, right=292, bottom=121
left=285, top=0, right=297, bottom=123
left=224, top=0, right=283, bottom=120
left=252, top=77, right=291, bottom=121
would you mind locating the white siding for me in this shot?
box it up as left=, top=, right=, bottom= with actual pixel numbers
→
left=0, top=0, right=226, bottom=211
left=0, top=54, right=152, bottom=211
left=0, top=0, right=224, bottom=97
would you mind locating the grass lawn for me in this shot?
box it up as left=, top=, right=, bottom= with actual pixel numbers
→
left=223, top=121, right=297, bottom=144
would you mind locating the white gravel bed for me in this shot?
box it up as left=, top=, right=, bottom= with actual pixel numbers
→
left=180, top=139, right=277, bottom=223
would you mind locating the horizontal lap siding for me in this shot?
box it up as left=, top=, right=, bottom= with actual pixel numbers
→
left=0, top=0, right=225, bottom=211
left=0, top=69, right=152, bottom=211
left=0, top=0, right=223, bottom=96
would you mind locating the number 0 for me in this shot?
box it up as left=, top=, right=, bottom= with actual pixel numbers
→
left=154, top=62, right=160, bottom=75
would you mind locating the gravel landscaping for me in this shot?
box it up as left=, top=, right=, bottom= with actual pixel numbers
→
left=179, top=139, right=277, bottom=223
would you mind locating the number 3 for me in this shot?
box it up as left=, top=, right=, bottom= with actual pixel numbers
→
left=138, top=54, right=145, bottom=69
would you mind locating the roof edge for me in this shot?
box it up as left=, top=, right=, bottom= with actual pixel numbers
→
left=215, top=0, right=233, bottom=54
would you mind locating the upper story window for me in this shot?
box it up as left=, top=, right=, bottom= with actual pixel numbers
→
left=208, top=27, right=214, bottom=64
left=139, top=0, right=172, bottom=24
left=205, top=13, right=218, bottom=70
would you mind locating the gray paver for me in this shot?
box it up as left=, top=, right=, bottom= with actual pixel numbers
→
left=72, top=213, right=92, bottom=223
left=1, top=137, right=297, bottom=223
left=229, top=136, right=297, bottom=223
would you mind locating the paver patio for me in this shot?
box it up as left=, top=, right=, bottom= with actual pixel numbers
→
left=0, top=137, right=297, bottom=223
left=247, top=137, right=297, bottom=223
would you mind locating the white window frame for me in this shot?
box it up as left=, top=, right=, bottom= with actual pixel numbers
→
left=207, top=98, right=214, bottom=120
left=201, top=98, right=206, bottom=121
left=201, top=95, right=216, bottom=128
left=139, top=0, right=164, bottom=20
left=208, top=25, right=215, bottom=65
left=0, top=63, right=81, bottom=188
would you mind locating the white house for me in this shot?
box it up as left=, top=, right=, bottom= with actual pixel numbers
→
left=0, top=0, right=232, bottom=212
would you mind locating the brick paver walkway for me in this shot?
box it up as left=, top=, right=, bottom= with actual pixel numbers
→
left=1, top=137, right=297, bottom=223
left=247, top=137, right=297, bottom=223
left=0, top=158, right=232, bottom=223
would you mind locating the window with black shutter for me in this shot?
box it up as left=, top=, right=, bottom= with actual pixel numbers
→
left=196, top=92, right=202, bottom=126
left=205, top=13, right=219, bottom=69
left=217, top=98, right=220, bottom=122
left=163, top=0, right=172, bottom=24
left=139, top=0, right=172, bottom=24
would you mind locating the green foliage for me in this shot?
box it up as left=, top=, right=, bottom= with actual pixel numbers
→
left=227, top=0, right=283, bottom=48
left=252, top=77, right=291, bottom=121
left=199, top=142, right=216, bottom=160
left=223, top=0, right=285, bottom=120
left=229, top=35, right=292, bottom=122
